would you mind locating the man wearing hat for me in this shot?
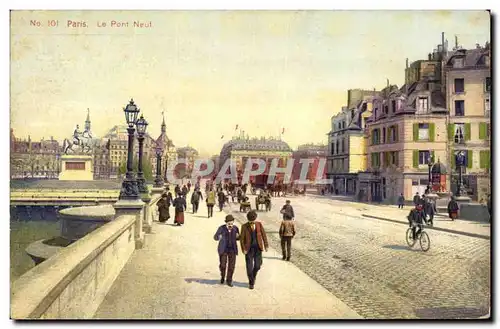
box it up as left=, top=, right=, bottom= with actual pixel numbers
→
left=213, top=215, right=240, bottom=287
left=280, top=200, right=295, bottom=220
left=240, top=210, right=269, bottom=290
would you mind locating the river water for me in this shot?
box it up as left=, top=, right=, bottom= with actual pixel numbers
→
left=10, top=207, right=63, bottom=283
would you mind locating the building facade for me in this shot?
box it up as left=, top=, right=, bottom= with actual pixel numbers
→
left=359, top=39, right=491, bottom=203
left=444, top=43, right=491, bottom=201
left=219, top=133, right=293, bottom=185
left=327, top=89, right=377, bottom=195
left=291, top=144, right=327, bottom=183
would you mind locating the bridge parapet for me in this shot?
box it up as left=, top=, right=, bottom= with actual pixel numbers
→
left=11, top=213, right=138, bottom=319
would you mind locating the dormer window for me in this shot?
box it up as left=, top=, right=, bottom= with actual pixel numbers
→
left=454, top=58, right=464, bottom=68
left=417, top=97, right=429, bottom=113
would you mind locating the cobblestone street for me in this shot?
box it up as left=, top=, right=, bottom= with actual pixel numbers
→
left=227, top=194, right=490, bottom=319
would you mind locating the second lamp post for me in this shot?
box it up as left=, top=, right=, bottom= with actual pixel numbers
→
left=119, top=99, right=141, bottom=200
left=136, top=114, right=149, bottom=194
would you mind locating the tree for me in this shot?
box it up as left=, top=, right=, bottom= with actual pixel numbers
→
left=118, top=157, right=154, bottom=181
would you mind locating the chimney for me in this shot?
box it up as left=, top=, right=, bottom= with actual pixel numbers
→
left=441, top=32, right=445, bottom=53
left=455, top=35, right=458, bottom=49
left=406, top=58, right=409, bottom=69
left=428, top=53, right=432, bottom=60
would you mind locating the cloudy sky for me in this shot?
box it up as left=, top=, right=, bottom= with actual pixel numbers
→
left=10, top=10, right=490, bottom=155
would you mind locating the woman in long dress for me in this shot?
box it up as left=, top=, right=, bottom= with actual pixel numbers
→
left=157, top=192, right=172, bottom=223
left=173, top=193, right=187, bottom=226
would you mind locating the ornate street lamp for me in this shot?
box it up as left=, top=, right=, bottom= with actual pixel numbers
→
left=154, top=145, right=164, bottom=187
left=426, top=152, right=434, bottom=194
left=136, top=114, right=149, bottom=194
left=119, top=99, right=141, bottom=200
left=455, top=151, right=467, bottom=197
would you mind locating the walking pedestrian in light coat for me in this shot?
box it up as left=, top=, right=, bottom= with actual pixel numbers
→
left=206, top=188, right=216, bottom=218
left=213, top=215, right=240, bottom=287
left=279, top=215, right=296, bottom=261
left=240, top=210, right=268, bottom=290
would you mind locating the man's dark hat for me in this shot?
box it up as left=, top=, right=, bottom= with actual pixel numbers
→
left=286, top=200, right=291, bottom=203
left=162, top=193, right=168, bottom=197
left=225, top=215, right=235, bottom=223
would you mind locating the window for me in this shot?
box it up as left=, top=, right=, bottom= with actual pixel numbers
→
left=418, top=123, right=429, bottom=140
left=454, top=123, right=465, bottom=144
left=455, top=100, right=465, bottom=116
left=372, top=129, right=380, bottom=145
left=389, top=125, right=398, bottom=142
left=384, top=105, right=388, bottom=114
left=351, top=110, right=355, bottom=120
left=485, top=77, right=491, bottom=93
left=336, top=141, right=339, bottom=154
left=454, top=78, right=465, bottom=93
left=341, top=139, right=345, bottom=153
left=454, top=58, right=464, bottom=68
left=382, top=127, right=386, bottom=143
left=418, top=151, right=430, bottom=165
left=417, top=97, right=429, bottom=113
left=391, top=100, right=396, bottom=114
left=330, top=143, right=334, bottom=155
left=485, top=98, right=490, bottom=117
left=371, top=153, right=380, bottom=168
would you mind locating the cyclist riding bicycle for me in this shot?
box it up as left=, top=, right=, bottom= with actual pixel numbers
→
left=407, top=203, right=428, bottom=240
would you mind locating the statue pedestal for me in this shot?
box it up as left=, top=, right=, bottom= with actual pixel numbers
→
left=58, top=155, right=93, bottom=181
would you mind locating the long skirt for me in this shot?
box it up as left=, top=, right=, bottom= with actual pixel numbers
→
left=159, top=208, right=170, bottom=222
left=175, top=210, right=185, bottom=225
left=449, top=211, right=458, bottom=219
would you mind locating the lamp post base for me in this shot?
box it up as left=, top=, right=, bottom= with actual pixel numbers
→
left=119, top=177, right=140, bottom=200
left=137, top=176, right=148, bottom=194
left=154, top=176, right=164, bottom=188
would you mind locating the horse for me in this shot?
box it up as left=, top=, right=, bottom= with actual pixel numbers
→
left=62, top=131, right=92, bottom=154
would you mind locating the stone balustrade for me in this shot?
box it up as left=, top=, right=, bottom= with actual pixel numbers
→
left=11, top=213, right=138, bottom=319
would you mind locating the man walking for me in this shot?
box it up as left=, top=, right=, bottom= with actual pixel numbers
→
left=280, top=200, right=295, bottom=220
left=240, top=210, right=269, bottom=290
left=279, top=214, right=296, bottom=261
left=217, top=188, right=226, bottom=212
left=424, top=195, right=436, bottom=226
left=213, top=215, right=240, bottom=287
left=191, top=187, right=203, bottom=214
left=206, top=187, right=216, bottom=218
left=397, top=193, right=405, bottom=209
left=413, top=192, right=421, bottom=206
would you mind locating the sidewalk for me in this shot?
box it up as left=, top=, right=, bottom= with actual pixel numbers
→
left=94, top=205, right=361, bottom=319
left=358, top=205, right=490, bottom=240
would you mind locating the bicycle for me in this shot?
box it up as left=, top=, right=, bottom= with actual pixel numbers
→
left=405, top=223, right=430, bottom=252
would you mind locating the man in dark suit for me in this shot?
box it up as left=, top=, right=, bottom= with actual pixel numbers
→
left=213, top=215, right=240, bottom=287
left=240, top=210, right=269, bottom=290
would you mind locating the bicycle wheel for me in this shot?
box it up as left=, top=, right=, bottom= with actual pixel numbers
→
left=406, top=228, right=416, bottom=247
left=419, top=231, right=430, bottom=252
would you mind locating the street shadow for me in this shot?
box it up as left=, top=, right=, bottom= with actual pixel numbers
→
left=262, top=256, right=282, bottom=260
left=184, top=278, right=248, bottom=288
left=382, top=245, right=418, bottom=252
left=192, top=215, right=209, bottom=218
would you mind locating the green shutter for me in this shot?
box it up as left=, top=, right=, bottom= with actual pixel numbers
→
left=429, top=123, right=435, bottom=142
left=448, top=124, right=455, bottom=141
left=413, top=150, right=419, bottom=168
left=387, top=127, right=392, bottom=143
left=431, top=150, right=435, bottom=162
left=413, top=123, right=419, bottom=141
left=479, top=123, right=487, bottom=140
left=480, top=150, right=491, bottom=169
left=467, top=150, right=473, bottom=168
left=464, top=123, right=471, bottom=141
left=450, top=148, right=455, bottom=169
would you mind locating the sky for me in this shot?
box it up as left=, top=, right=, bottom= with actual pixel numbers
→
left=10, top=10, right=490, bottom=156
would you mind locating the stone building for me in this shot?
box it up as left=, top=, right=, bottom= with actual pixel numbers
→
left=444, top=42, right=491, bottom=201
left=219, top=132, right=293, bottom=186
left=327, top=89, right=378, bottom=195
left=176, top=146, right=199, bottom=179
left=291, top=144, right=327, bottom=183
left=10, top=131, right=61, bottom=179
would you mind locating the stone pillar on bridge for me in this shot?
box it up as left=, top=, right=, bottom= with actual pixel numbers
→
left=141, top=193, right=153, bottom=234
left=113, top=199, right=145, bottom=249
